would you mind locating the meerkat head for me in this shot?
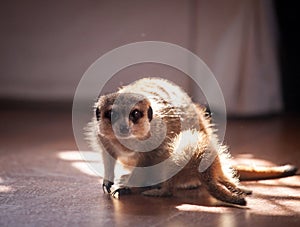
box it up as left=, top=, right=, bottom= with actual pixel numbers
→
left=95, top=92, right=153, bottom=140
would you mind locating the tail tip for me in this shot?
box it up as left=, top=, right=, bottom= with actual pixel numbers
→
left=283, top=164, right=298, bottom=177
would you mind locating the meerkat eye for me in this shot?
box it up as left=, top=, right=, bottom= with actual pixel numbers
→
left=130, top=109, right=143, bottom=123
left=147, top=106, right=153, bottom=122
left=104, top=109, right=119, bottom=122
left=104, top=109, right=111, bottom=120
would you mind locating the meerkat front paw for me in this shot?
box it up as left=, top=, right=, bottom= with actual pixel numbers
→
left=111, top=187, right=132, bottom=198
left=102, top=179, right=114, bottom=193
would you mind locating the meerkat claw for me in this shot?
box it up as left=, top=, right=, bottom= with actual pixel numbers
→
left=102, top=180, right=113, bottom=194
left=111, top=188, right=132, bottom=198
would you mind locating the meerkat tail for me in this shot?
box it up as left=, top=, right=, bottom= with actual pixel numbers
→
left=234, top=164, right=298, bottom=181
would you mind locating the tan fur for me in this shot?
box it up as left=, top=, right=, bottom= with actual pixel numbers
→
left=86, top=77, right=297, bottom=206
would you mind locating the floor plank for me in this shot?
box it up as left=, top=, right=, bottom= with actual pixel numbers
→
left=0, top=108, right=299, bottom=226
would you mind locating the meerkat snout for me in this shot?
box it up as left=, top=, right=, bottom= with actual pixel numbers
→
left=118, top=124, right=130, bottom=135
left=95, top=93, right=153, bottom=140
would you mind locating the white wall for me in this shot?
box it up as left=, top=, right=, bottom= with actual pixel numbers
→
left=0, top=0, right=192, bottom=100
left=0, top=0, right=282, bottom=115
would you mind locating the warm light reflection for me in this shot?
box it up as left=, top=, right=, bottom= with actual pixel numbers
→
left=257, top=176, right=300, bottom=186
left=0, top=185, right=13, bottom=193
left=58, top=150, right=103, bottom=177
left=58, top=151, right=82, bottom=160
left=175, top=204, right=230, bottom=213
left=0, top=177, right=14, bottom=193
left=219, top=213, right=237, bottom=227
left=232, top=155, right=275, bottom=167
left=58, top=150, right=300, bottom=216
left=71, top=162, right=100, bottom=177
left=248, top=185, right=299, bottom=197
left=175, top=176, right=300, bottom=216
left=244, top=175, right=300, bottom=216
left=58, top=150, right=132, bottom=180
left=58, top=150, right=102, bottom=162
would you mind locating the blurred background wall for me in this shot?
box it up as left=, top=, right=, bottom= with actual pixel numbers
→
left=0, top=0, right=299, bottom=115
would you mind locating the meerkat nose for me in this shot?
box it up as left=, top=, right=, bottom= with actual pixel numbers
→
left=119, top=124, right=130, bottom=135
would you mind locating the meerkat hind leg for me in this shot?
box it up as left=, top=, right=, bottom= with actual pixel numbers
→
left=220, top=180, right=252, bottom=196
left=200, top=157, right=248, bottom=206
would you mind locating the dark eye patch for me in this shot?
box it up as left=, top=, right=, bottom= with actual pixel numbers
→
left=96, top=107, right=101, bottom=121
left=104, top=109, right=119, bottom=122
left=104, top=109, right=111, bottom=120
left=147, top=106, right=153, bottom=122
left=130, top=109, right=143, bottom=124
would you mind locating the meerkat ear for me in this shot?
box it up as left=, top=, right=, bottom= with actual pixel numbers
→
left=95, top=107, right=101, bottom=121
left=147, top=106, right=153, bottom=122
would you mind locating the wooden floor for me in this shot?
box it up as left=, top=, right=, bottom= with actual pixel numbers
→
left=0, top=106, right=300, bottom=226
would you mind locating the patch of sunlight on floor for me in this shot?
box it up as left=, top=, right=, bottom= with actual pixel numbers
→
left=232, top=154, right=276, bottom=166
left=57, top=150, right=300, bottom=216
left=71, top=162, right=100, bottom=177
left=249, top=185, right=300, bottom=197
left=176, top=175, right=300, bottom=216
left=0, top=185, right=13, bottom=193
left=245, top=176, right=300, bottom=216
left=248, top=197, right=299, bottom=216
left=58, top=150, right=102, bottom=162
left=57, top=150, right=128, bottom=179
left=58, top=150, right=103, bottom=177
left=257, top=176, right=300, bottom=186
left=175, top=204, right=233, bottom=213
left=0, top=177, right=15, bottom=193
left=218, top=213, right=241, bottom=227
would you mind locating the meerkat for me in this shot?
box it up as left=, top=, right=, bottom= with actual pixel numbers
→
left=86, top=77, right=297, bottom=206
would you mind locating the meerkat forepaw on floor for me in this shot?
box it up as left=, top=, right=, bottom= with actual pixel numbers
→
left=86, top=77, right=297, bottom=206
left=111, top=187, right=132, bottom=198
left=102, top=179, right=113, bottom=193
